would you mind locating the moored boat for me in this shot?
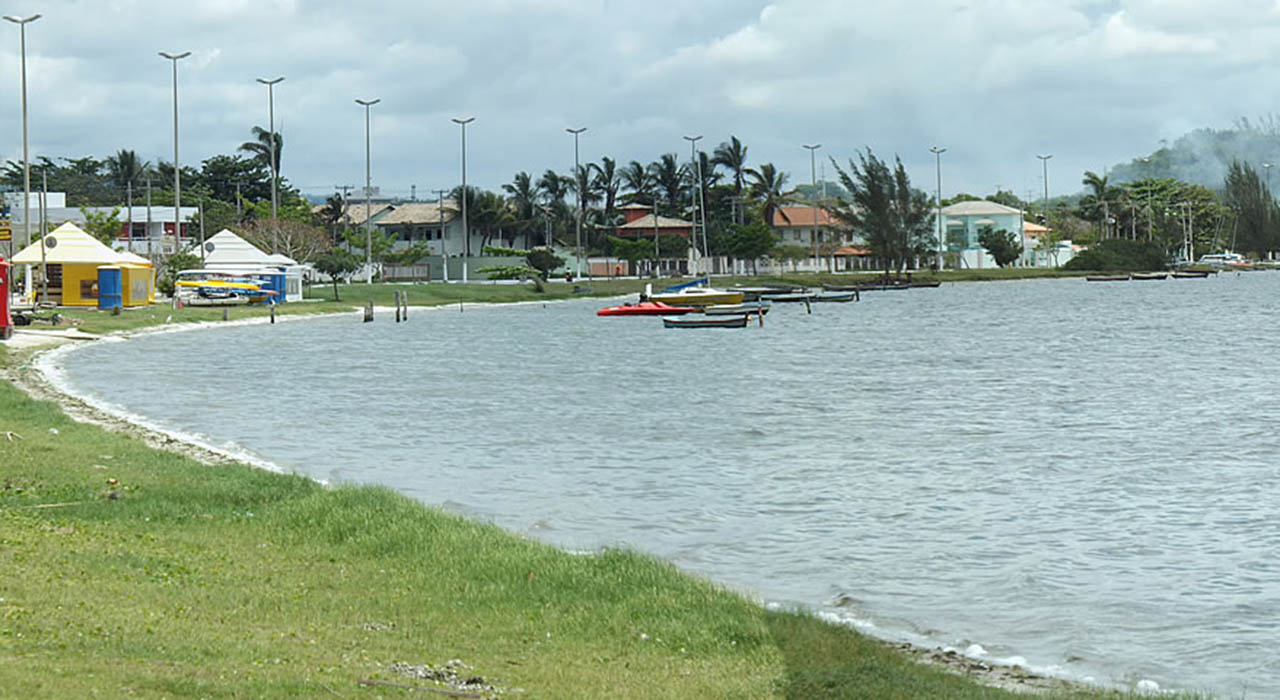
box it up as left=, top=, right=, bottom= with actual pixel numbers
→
left=703, top=302, right=771, bottom=316
left=1130, top=272, right=1168, bottom=280
left=812, top=291, right=858, bottom=302
left=1086, top=274, right=1130, bottom=282
left=649, top=287, right=745, bottom=306
left=662, top=314, right=749, bottom=329
left=1172, top=270, right=1210, bottom=278
left=760, top=291, right=814, bottom=302
left=597, top=301, right=696, bottom=316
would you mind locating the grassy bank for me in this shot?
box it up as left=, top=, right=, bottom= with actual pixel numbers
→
left=0, top=287, right=1179, bottom=698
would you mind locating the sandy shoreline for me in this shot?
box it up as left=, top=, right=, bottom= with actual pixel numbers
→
left=1, top=317, right=1101, bottom=696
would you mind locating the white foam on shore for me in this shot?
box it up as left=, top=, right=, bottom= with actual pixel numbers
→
left=28, top=313, right=365, bottom=478
left=23, top=299, right=583, bottom=479
left=815, top=608, right=1108, bottom=692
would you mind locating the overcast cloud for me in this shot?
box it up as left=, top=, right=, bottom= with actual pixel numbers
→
left=2, top=0, right=1279, bottom=202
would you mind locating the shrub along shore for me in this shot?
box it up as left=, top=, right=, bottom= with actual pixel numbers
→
left=0, top=275, right=1181, bottom=698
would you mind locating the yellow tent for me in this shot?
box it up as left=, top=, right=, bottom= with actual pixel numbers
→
left=11, top=222, right=154, bottom=307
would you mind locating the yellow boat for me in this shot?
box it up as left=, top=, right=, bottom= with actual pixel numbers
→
left=175, top=279, right=262, bottom=292
left=648, top=287, right=744, bottom=307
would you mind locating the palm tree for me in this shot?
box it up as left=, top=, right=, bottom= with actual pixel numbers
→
left=1080, top=170, right=1123, bottom=239
left=106, top=149, right=148, bottom=189
left=537, top=169, right=572, bottom=246
left=620, top=160, right=655, bottom=205
left=713, top=136, right=748, bottom=193
left=746, top=162, right=793, bottom=228
left=713, top=136, right=748, bottom=223
left=649, top=153, right=686, bottom=217
left=591, top=156, right=622, bottom=248
left=503, top=171, right=541, bottom=248
left=238, top=126, right=283, bottom=173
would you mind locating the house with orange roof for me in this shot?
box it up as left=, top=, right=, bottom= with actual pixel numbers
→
left=615, top=203, right=696, bottom=275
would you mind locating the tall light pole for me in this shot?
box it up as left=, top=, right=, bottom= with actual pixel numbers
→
left=257, top=76, right=284, bottom=253
left=929, top=146, right=945, bottom=270
left=684, top=135, right=705, bottom=275
left=4, top=14, right=39, bottom=260
left=356, top=98, right=380, bottom=283
left=434, top=188, right=448, bottom=283
left=566, top=127, right=587, bottom=279
left=804, top=144, right=821, bottom=273
left=452, top=117, right=475, bottom=282
left=1037, top=154, right=1053, bottom=264
left=159, top=51, right=190, bottom=253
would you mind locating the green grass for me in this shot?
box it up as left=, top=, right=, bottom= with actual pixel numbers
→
left=0, top=279, right=1209, bottom=698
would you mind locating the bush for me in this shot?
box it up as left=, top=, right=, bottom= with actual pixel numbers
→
left=1063, top=239, right=1167, bottom=272
left=158, top=252, right=202, bottom=296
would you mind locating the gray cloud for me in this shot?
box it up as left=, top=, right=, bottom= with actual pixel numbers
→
left=0, top=0, right=1276, bottom=202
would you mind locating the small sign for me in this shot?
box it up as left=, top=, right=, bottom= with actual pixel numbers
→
left=0, top=219, right=10, bottom=242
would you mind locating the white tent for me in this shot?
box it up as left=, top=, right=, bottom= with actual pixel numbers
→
left=194, top=229, right=304, bottom=302
left=200, top=229, right=276, bottom=266
left=12, top=222, right=121, bottom=265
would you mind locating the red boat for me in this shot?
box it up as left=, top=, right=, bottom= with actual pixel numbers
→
left=597, top=301, right=697, bottom=317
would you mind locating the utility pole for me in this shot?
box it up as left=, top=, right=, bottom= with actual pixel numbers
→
left=356, top=98, right=381, bottom=284
left=126, top=181, right=134, bottom=257
left=146, top=178, right=153, bottom=262
left=566, top=126, right=587, bottom=279
left=805, top=143, right=822, bottom=273
left=930, top=146, right=946, bottom=270
left=434, top=188, right=448, bottom=283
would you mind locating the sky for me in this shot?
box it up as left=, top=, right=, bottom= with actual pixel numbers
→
left=2, top=0, right=1280, bottom=204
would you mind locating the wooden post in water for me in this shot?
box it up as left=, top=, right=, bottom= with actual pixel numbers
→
left=364, top=299, right=374, bottom=323
left=223, top=308, right=229, bottom=322
left=270, top=303, right=276, bottom=324
left=401, top=291, right=407, bottom=321
left=804, top=296, right=812, bottom=314
left=395, top=291, right=403, bottom=323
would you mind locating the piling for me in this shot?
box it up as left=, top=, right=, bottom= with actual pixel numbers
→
left=364, top=299, right=374, bottom=323
left=270, top=303, right=276, bottom=324
left=804, top=296, right=812, bottom=314
left=223, top=308, right=229, bottom=322
left=400, top=291, right=408, bottom=321
left=394, top=291, right=402, bottom=323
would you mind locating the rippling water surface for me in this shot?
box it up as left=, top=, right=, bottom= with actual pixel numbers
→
left=56, top=275, right=1280, bottom=695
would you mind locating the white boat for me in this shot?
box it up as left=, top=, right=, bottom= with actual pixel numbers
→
left=649, top=286, right=745, bottom=306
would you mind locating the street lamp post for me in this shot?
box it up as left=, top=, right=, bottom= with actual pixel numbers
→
left=1037, top=154, right=1053, bottom=264
left=434, top=188, right=448, bottom=283
left=684, top=135, right=705, bottom=275
left=257, top=76, right=284, bottom=253
left=159, top=51, right=191, bottom=255
left=566, top=127, right=587, bottom=279
left=452, top=117, right=475, bottom=283
left=804, top=144, right=821, bottom=273
left=355, top=98, right=380, bottom=284
left=3, top=13, right=38, bottom=263
left=929, top=146, right=945, bottom=269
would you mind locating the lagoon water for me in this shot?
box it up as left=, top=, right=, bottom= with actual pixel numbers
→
left=54, top=274, right=1280, bottom=695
